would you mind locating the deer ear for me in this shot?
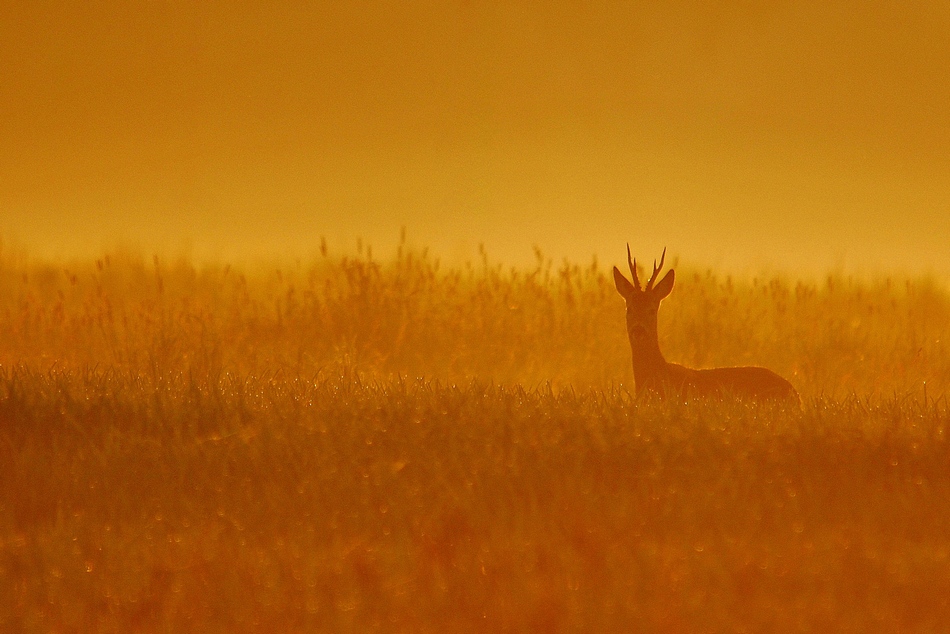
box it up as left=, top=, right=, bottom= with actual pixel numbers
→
left=653, top=270, right=675, bottom=300
left=613, top=266, right=636, bottom=298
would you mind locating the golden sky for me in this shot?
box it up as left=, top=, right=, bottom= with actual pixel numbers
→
left=2, top=1, right=949, bottom=272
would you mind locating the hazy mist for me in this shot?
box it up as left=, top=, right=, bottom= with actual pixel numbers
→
left=3, top=1, right=949, bottom=273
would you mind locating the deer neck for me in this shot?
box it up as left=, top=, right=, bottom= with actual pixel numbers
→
left=628, top=331, right=669, bottom=385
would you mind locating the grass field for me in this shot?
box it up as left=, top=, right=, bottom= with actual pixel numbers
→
left=2, top=241, right=949, bottom=631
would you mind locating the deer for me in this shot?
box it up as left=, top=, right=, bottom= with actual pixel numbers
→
left=613, top=246, right=798, bottom=401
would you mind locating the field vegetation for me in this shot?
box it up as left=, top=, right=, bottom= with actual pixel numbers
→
left=1, top=238, right=949, bottom=631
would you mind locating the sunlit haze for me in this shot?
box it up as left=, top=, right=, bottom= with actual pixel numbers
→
left=3, top=1, right=949, bottom=274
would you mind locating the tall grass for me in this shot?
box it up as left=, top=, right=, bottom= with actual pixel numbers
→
left=0, top=240, right=947, bottom=397
left=2, top=240, right=949, bottom=631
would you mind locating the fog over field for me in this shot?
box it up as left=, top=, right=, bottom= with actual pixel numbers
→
left=2, top=2, right=949, bottom=274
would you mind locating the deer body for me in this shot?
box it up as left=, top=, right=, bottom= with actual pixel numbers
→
left=614, top=247, right=797, bottom=400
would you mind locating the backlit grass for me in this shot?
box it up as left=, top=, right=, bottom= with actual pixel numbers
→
left=1, top=240, right=949, bottom=631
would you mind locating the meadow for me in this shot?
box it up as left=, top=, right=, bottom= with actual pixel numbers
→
left=1, top=239, right=949, bottom=631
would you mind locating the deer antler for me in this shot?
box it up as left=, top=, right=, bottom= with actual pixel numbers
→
left=626, top=244, right=641, bottom=291
left=645, top=247, right=667, bottom=291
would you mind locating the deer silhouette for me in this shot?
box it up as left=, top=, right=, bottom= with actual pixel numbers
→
left=613, top=246, right=798, bottom=400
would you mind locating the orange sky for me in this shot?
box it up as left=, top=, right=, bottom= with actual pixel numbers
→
left=2, top=1, right=949, bottom=273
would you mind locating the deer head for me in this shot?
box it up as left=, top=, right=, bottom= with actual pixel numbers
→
left=612, top=246, right=674, bottom=349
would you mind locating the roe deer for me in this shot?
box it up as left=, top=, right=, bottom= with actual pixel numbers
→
left=613, top=246, right=798, bottom=400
